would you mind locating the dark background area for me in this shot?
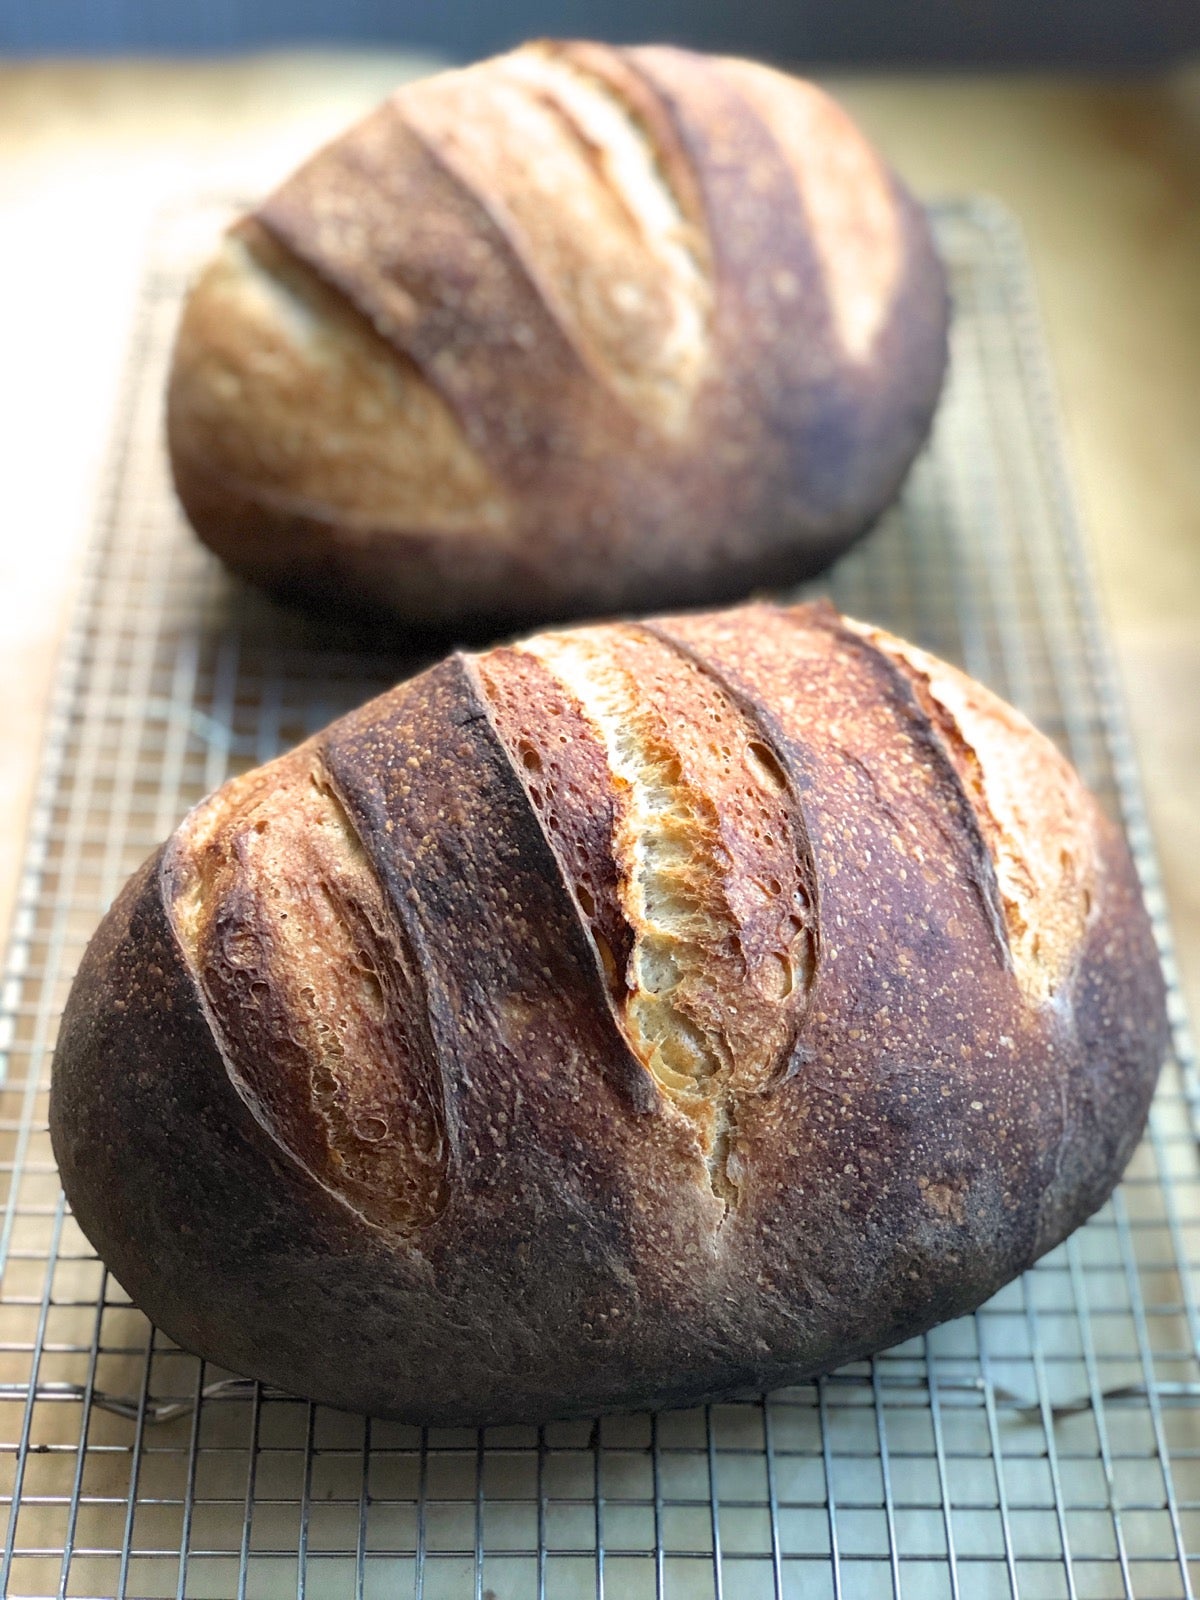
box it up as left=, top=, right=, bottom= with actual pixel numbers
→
left=3, top=0, right=1199, bottom=66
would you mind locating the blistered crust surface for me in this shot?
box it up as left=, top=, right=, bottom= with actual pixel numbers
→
left=473, top=646, right=634, bottom=998
left=166, top=602, right=1106, bottom=1254
left=169, top=742, right=448, bottom=1233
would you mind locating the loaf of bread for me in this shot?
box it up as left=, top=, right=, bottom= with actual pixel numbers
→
left=51, top=603, right=1165, bottom=1424
left=166, top=42, right=949, bottom=630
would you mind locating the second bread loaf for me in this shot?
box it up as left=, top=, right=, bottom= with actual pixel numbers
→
left=167, top=41, right=948, bottom=629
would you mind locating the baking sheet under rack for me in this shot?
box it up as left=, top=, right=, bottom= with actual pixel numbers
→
left=0, top=196, right=1196, bottom=1600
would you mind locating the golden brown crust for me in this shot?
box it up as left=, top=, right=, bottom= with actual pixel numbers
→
left=50, top=604, right=1166, bottom=1424
left=170, top=742, right=449, bottom=1234
left=168, top=221, right=510, bottom=534
left=401, top=43, right=715, bottom=430
left=473, top=645, right=635, bottom=997
left=167, top=42, right=949, bottom=629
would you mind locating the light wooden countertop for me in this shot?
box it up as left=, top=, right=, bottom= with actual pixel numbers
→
left=2, top=54, right=1198, bottom=1027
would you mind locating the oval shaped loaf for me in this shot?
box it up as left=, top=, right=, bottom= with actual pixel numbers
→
left=50, top=604, right=1165, bottom=1424
left=166, top=42, right=949, bottom=630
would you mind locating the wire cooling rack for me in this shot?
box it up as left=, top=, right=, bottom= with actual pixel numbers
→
left=0, top=197, right=1196, bottom=1600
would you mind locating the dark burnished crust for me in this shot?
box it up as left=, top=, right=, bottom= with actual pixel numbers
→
left=49, top=852, right=413, bottom=1401
left=1032, top=818, right=1168, bottom=1259
left=168, top=43, right=949, bottom=630
left=51, top=607, right=1167, bottom=1424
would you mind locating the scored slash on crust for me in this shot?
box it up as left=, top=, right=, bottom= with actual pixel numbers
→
left=162, top=605, right=1105, bottom=1243
left=484, top=623, right=819, bottom=1208
left=168, top=747, right=450, bottom=1234
left=843, top=618, right=1099, bottom=1002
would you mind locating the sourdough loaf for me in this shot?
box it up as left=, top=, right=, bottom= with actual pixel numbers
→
left=167, top=43, right=948, bottom=629
left=51, top=603, right=1165, bottom=1423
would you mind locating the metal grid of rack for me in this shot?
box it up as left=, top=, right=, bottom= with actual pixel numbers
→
left=0, top=198, right=1196, bottom=1599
